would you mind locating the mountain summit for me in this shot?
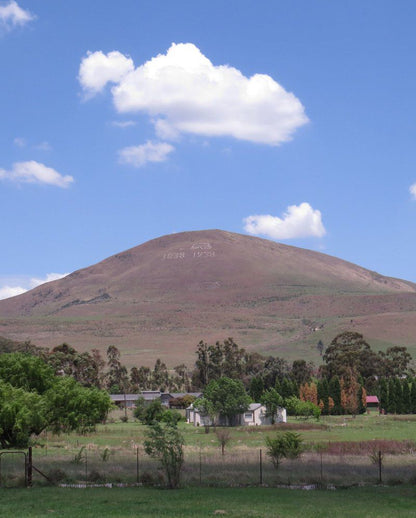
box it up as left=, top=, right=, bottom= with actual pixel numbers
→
left=1, top=230, right=416, bottom=365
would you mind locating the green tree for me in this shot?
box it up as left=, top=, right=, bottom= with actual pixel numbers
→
left=328, top=376, right=342, bottom=415
left=265, top=432, right=303, bottom=469
left=144, top=420, right=184, bottom=489
left=261, top=388, right=283, bottom=424
left=378, top=378, right=389, bottom=413
left=291, top=359, right=313, bottom=386
left=402, top=379, right=411, bottom=414
left=410, top=380, right=416, bottom=414
left=0, top=381, right=47, bottom=448
left=249, top=376, right=264, bottom=402
left=0, top=353, right=112, bottom=446
left=198, top=377, right=251, bottom=426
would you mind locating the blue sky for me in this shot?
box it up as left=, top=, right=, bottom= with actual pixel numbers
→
left=1, top=1, right=416, bottom=298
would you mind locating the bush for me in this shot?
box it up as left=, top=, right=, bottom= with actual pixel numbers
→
left=265, top=431, right=303, bottom=469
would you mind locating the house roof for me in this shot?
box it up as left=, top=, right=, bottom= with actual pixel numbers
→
left=366, top=395, right=379, bottom=404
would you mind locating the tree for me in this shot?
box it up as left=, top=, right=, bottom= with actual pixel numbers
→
left=144, top=420, right=184, bottom=489
left=322, top=332, right=378, bottom=383
left=197, top=377, right=251, bottom=426
left=249, top=376, right=264, bottom=402
left=265, top=432, right=303, bottom=469
left=328, top=376, right=342, bottom=415
left=261, top=388, right=283, bottom=424
left=0, top=381, right=47, bottom=448
left=215, top=428, right=232, bottom=455
left=0, top=352, right=112, bottom=447
left=379, top=346, right=413, bottom=378
left=291, top=359, right=313, bottom=386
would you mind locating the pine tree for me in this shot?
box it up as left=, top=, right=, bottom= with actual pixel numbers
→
left=402, top=379, right=411, bottom=414
left=387, top=378, right=396, bottom=414
left=394, top=378, right=404, bottom=414
left=328, top=376, right=342, bottom=415
left=410, top=380, right=416, bottom=414
left=378, top=378, right=389, bottom=414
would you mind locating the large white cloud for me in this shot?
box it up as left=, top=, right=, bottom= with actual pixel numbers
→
left=244, top=202, right=326, bottom=240
left=0, top=1, right=34, bottom=29
left=119, top=141, right=174, bottom=168
left=0, top=161, right=73, bottom=188
left=0, top=272, right=69, bottom=301
left=79, top=43, right=308, bottom=146
left=410, top=183, right=416, bottom=200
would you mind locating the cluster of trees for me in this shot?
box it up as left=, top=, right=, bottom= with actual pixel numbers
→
left=0, top=352, right=112, bottom=448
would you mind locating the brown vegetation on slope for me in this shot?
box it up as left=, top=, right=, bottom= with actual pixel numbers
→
left=0, top=229, right=416, bottom=366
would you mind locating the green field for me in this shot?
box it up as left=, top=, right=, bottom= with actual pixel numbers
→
left=2, top=414, right=416, bottom=516
left=1, top=412, right=416, bottom=490
left=1, top=486, right=416, bottom=517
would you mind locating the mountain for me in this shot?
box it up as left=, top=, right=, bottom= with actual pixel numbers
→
left=1, top=229, right=416, bottom=366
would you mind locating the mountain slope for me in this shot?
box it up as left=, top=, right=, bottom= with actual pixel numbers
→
left=1, top=230, right=416, bottom=366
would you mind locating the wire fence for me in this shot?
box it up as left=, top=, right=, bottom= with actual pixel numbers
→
left=1, top=447, right=416, bottom=488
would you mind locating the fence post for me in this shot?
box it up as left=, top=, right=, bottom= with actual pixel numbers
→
left=259, top=449, right=263, bottom=485
left=378, top=450, right=382, bottom=484
left=85, top=450, right=88, bottom=486
left=136, top=447, right=140, bottom=483
left=199, top=446, right=202, bottom=485
left=27, top=447, right=32, bottom=487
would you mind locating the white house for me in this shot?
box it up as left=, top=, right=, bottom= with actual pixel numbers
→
left=186, top=403, right=287, bottom=426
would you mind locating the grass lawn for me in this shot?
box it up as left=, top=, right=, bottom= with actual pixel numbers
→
left=1, top=486, right=416, bottom=517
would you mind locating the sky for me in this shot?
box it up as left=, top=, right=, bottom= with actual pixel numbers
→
left=1, top=0, right=416, bottom=299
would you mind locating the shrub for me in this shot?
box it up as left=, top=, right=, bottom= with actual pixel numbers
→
left=265, top=431, right=303, bottom=469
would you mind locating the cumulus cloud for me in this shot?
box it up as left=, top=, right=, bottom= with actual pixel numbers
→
left=0, top=161, right=73, bottom=188
left=0, top=272, right=68, bottom=301
left=119, top=140, right=174, bottom=168
left=244, top=202, right=326, bottom=240
left=78, top=50, right=134, bottom=96
left=79, top=43, right=308, bottom=146
left=0, top=1, right=35, bottom=29
left=410, top=183, right=416, bottom=200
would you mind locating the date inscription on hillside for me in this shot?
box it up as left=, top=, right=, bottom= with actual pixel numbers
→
left=163, top=242, right=216, bottom=260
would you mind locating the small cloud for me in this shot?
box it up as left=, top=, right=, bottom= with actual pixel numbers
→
left=79, top=43, right=308, bottom=146
left=78, top=50, right=134, bottom=97
left=111, top=120, right=136, bottom=128
left=243, top=202, right=326, bottom=240
left=119, top=140, right=175, bottom=168
left=29, top=272, right=69, bottom=288
left=0, top=285, right=26, bottom=300
left=0, top=272, right=68, bottom=301
left=34, top=141, right=52, bottom=151
left=13, top=136, right=26, bottom=147
left=0, top=160, right=74, bottom=188
left=0, top=1, right=35, bottom=30
left=410, top=183, right=416, bottom=200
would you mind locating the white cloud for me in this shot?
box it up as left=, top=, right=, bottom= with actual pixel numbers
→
left=0, top=1, right=35, bottom=29
left=119, top=140, right=174, bottom=168
left=13, top=136, right=26, bottom=147
left=244, top=202, right=326, bottom=240
left=111, top=120, right=136, bottom=128
left=29, top=272, right=69, bottom=288
left=0, top=161, right=73, bottom=188
left=0, top=285, right=26, bottom=300
left=0, top=272, right=68, bottom=300
left=79, top=43, right=308, bottom=146
left=34, top=141, right=52, bottom=151
left=78, top=50, right=134, bottom=96
left=410, top=183, right=416, bottom=200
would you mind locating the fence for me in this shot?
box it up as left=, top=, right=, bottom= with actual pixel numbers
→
left=1, top=446, right=415, bottom=488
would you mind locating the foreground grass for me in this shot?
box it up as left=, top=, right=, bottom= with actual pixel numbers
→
left=1, top=486, right=416, bottom=517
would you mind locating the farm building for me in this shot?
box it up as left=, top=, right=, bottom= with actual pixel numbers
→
left=186, top=403, right=287, bottom=427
